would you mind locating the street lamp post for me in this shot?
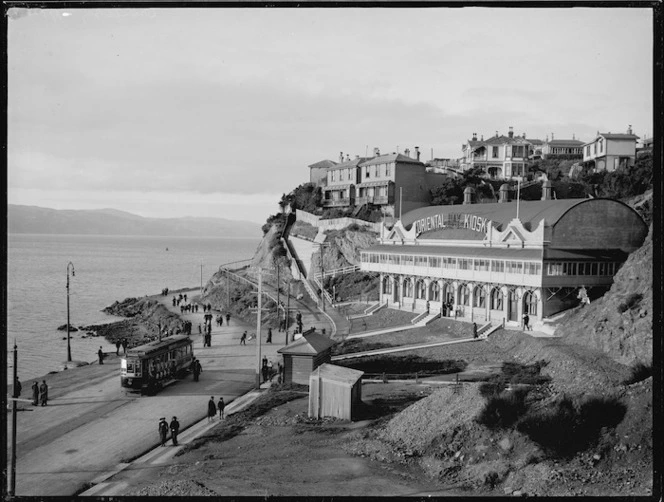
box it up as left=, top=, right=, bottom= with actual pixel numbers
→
left=66, top=261, right=75, bottom=363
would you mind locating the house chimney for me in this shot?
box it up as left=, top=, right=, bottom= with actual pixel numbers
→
left=339, top=151, right=344, bottom=163
left=499, top=183, right=510, bottom=203
left=508, top=126, right=514, bottom=138
left=523, top=132, right=526, bottom=139
left=627, top=124, right=633, bottom=134
left=345, top=154, right=351, bottom=162
left=551, top=132, right=554, bottom=140
left=541, top=179, right=553, bottom=201
left=415, top=146, right=420, bottom=161
left=463, top=186, right=475, bottom=205
left=572, top=133, right=575, bottom=140
left=404, top=148, right=410, bottom=158
left=495, top=131, right=499, bottom=137
left=480, top=135, right=484, bottom=141
left=472, top=132, right=477, bottom=141
left=373, top=147, right=380, bottom=157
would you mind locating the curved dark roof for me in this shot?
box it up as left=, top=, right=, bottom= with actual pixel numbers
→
left=401, top=198, right=597, bottom=232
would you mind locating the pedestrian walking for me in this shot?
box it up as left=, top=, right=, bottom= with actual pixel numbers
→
left=240, top=331, right=247, bottom=345
left=98, top=346, right=104, bottom=365
left=262, top=356, right=268, bottom=383
left=219, top=315, right=223, bottom=327
left=170, top=416, right=180, bottom=446
left=121, top=338, right=128, bottom=354
left=523, top=313, right=531, bottom=331
left=217, top=397, right=225, bottom=419
left=208, top=396, right=217, bottom=423
left=184, top=294, right=188, bottom=302
left=31, top=381, right=39, bottom=406
left=39, top=380, right=48, bottom=406
left=115, top=340, right=121, bottom=355
left=472, top=322, right=478, bottom=339
left=198, top=323, right=202, bottom=334
left=277, top=362, right=284, bottom=384
left=191, top=358, right=202, bottom=381
left=226, top=313, right=230, bottom=325
left=266, top=327, right=272, bottom=344
left=159, top=417, right=169, bottom=446
left=268, top=359, right=274, bottom=381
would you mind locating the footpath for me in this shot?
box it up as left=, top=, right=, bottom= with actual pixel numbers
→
left=5, top=288, right=296, bottom=497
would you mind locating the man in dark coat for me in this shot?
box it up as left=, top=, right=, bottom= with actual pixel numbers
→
left=121, top=338, right=128, bottom=354
left=39, top=380, right=48, bottom=406
left=170, top=416, right=180, bottom=446
left=217, top=397, right=225, bottom=420
left=266, top=327, right=272, bottom=344
left=32, top=381, right=39, bottom=406
left=226, top=313, right=231, bottom=325
left=207, top=396, right=217, bottom=423
left=191, top=358, right=202, bottom=382
left=472, top=322, right=478, bottom=339
left=261, top=357, right=269, bottom=383
left=115, top=340, right=121, bottom=355
left=98, top=346, right=104, bottom=364
left=159, top=417, right=169, bottom=446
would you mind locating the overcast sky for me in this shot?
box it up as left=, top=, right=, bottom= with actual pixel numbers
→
left=8, top=7, right=653, bottom=224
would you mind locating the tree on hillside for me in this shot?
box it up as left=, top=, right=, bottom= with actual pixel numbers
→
left=280, top=183, right=321, bottom=213
left=430, top=167, right=494, bottom=205
left=577, top=152, right=652, bottom=199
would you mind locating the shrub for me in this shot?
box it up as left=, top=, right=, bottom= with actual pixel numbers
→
left=516, top=395, right=626, bottom=458
left=622, top=361, right=652, bottom=384
left=476, top=389, right=528, bottom=429
left=617, top=293, right=643, bottom=313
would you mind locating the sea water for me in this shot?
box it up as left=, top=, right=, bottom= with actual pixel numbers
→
left=6, top=233, right=260, bottom=384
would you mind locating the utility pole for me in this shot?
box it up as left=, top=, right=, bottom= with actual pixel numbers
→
left=276, top=261, right=280, bottom=327
left=66, top=261, right=75, bottom=363
left=226, top=268, right=230, bottom=310
left=285, top=281, right=291, bottom=345
left=255, top=270, right=263, bottom=390
left=200, top=261, right=203, bottom=296
left=319, top=243, right=325, bottom=312
left=10, top=340, right=18, bottom=496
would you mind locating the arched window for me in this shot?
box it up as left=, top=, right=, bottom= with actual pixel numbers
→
left=415, top=280, right=427, bottom=300
left=403, top=278, right=413, bottom=298
left=382, top=276, right=392, bottom=294
left=442, top=283, right=454, bottom=304
left=430, top=281, right=440, bottom=302
left=473, top=286, right=486, bottom=308
left=490, top=288, right=504, bottom=310
left=458, top=284, right=470, bottom=306
left=524, top=291, right=538, bottom=316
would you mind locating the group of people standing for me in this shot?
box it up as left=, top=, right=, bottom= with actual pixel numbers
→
left=114, top=338, right=129, bottom=356
left=207, top=396, right=225, bottom=422
left=29, top=380, right=48, bottom=406
left=158, top=416, right=180, bottom=446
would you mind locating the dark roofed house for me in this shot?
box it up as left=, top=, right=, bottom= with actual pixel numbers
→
left=309, top=159, right=337, bottom=186
left=542, top=137, right=585, bottom=158
left=277, top=330, right=337, bottom=386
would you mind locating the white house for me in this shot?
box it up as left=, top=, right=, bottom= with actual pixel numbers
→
left=582, top=127, right=639, bottom=172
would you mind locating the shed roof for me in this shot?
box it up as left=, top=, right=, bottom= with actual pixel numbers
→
left=311, top=363, right=364, bottom=386
left=360, top=153, right=424, bottom=167
left=400, top=198, right=592, bottom=232
left=278, top=331, right=336, bottom=355
left=308, top=159, right=338, bottom=169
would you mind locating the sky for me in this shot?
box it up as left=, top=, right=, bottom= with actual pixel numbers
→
left=7, top=7, right=654, bottom=224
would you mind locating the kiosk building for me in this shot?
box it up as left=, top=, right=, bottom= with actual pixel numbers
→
left=360, top=193, right=647, bottom=327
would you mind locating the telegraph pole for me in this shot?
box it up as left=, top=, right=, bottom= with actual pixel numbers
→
left=319, top=243, right=325, bottom=312
left=66, top=261, right=75, bottom=363
left=276, top=262, right=281, bottom=326
left=200, top=261, right=203, bottom=296
left=285, top=281, right=291, bottom=345
left=255, top=270, right=263, bottom=389
left=10, top=340, right=18, bottom=496
left=226, top=268, right=230, bottom=310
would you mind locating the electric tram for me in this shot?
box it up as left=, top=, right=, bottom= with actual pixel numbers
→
left=120, top=335, right=194, bottom=395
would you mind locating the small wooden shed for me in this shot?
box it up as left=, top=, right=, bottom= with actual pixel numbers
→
left=308, top=364, right=364, bottom=421
left=277, top=330, right=337, bottom=386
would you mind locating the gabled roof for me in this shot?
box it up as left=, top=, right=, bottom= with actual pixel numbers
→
left=308, top=159, right=337, bottom=169
left=329, top=158, right=369, bottom=170
left=483, top=135, right=531, bottom=146
left=277, top=331, right=336, bottom=355
left=311, top=363, right=364, bottom=386
left=600, top=133, right=639, bottom=140
left=546, top=139, right=585, bottom=146
left=360, top=153, right=424, bottom=167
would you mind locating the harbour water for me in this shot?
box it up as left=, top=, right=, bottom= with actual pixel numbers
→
left=6, top=233, right=260, bottom=383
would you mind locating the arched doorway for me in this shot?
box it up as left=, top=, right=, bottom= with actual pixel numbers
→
left=507, top=289, right=518, bottom=321
left=523, top=291, right=538, bottom=316
left=430, top=281, right=440, bottom=302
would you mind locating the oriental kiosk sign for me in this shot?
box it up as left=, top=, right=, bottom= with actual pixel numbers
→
left=414, top=212, right=492, bottom=237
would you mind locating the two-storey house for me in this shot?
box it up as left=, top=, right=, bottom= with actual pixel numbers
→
left=541, top=135, right=584, bottom=158
left=308, top=159, right=337, bottom=186
left=321, top=157, right=366, bottom=208
left=582, top=127, right=639, bottom=171
left=460, top=127, right=537, bottom=179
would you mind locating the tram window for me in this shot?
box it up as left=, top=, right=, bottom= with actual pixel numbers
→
left=491, top=260, right=505, bottom=273
left=590, top=263, right=598, bottom=275
left=598, top=263, right=606, bottom=275
left=578, top=263, right=585, bottom=275
left=127, top=361, right=134, bottom=373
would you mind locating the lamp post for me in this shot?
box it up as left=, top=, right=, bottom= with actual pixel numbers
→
left=66, top=261, right=75, bottom=363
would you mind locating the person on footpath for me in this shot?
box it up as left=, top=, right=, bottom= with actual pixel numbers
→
left=159, top=417, right=169, bottom=447
left=191, top=358, right=202, bottom=382
left=268, top=360, right=274, bottom=381
left=115, top=340, right=121, bottom=356
left=472, top=322, right=478, bottom=339
left=32, top=381, right=39, bottom=406
left=262, top=357, right=269, bottom=383
left=266, top=327, right=272, bottom=344
left=277, top=362, right=284, bottom=384
left=523, top=313, right=531, bottom=331
left=218, top=397, right=225, bottom=420
left=122, top=338, right=128, bottom=354
left=226, top=313, right=231, bottom=325
left=39, top=380, right=48, bottom=406
left=98, top=346, right=105, bottom=364
left=207, top=396, right=217, bottom=423
left=170, top=416, right=180, bottom=446
left=240, top=331, right=247, bottom=345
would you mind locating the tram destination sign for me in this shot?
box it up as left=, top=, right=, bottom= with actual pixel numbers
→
left=414, top=212, right=491, bottom=236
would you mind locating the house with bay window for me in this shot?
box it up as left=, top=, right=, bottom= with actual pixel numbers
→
left=460, top=127, right=537, bottom=179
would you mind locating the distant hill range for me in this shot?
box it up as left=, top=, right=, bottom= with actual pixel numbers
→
left=8, top=205, right=261, bottom=238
